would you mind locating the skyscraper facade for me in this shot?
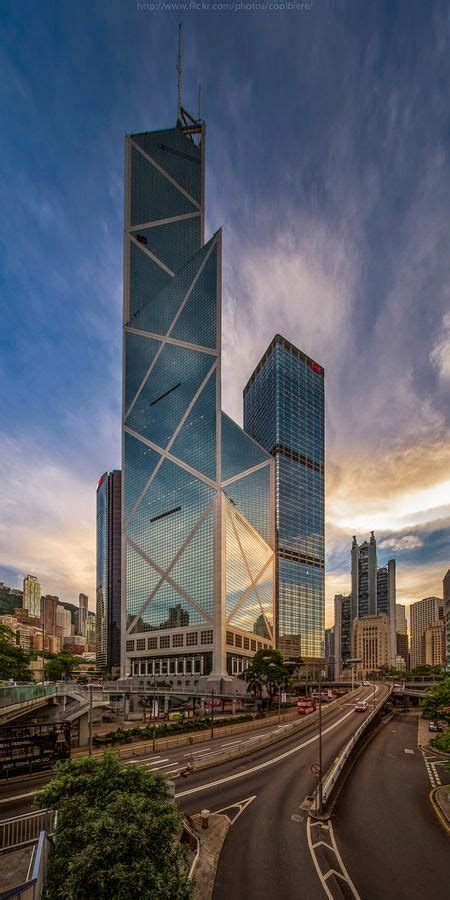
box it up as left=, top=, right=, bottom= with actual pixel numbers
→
left=333, top=593, right=351, bottom=678
left=444, top=569, right=450, bottom=671
left=23, top=575, right=41, bottom=618
left=122, top=111, right=275, bottom=686
left=77, top=593, right=88, bottom=636
left=410, top=596, right=444, bottom=669
left=350, top=533, right=396, bottom=664
left=243, top=334, right=324, bottom=666
left=96, top=470, right=122, bottom=672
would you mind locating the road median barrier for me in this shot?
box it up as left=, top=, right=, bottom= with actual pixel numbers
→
left=308, top=685, right=392, bottom=817
left=189, top=688, right=363, bottom=773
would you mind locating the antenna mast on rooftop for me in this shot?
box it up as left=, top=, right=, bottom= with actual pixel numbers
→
left=177, top=23, right=183, bottom=122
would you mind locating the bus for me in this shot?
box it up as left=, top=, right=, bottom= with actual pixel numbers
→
left=0, top=722, right=71, bottom=778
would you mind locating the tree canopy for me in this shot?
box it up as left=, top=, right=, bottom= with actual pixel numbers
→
left=420, top=678, right=450, bottom=722
left=44, top=652, right=81, bottom=682
left=243, top=648, right=290, bottom=704
left=0, top=622, right=33, bottom=682
left=36, top=753, right=192, bottom=900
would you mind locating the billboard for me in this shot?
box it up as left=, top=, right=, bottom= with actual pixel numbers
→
left=0, top=722, right=71, bottom=777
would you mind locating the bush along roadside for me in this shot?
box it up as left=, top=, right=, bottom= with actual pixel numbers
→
left=93, top=713, right=254, bottom=747
left=431, top=731, right=450, bottom=754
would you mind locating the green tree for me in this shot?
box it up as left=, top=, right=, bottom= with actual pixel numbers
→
left=44, top=652, right=81, bottom=682
left=36, top=753, right=192, bottom=900
left=0, top=622, right=33, bottom=682
left=420, top=678, right=450, bottom=722
left=244, top=649, right=290, bottom=706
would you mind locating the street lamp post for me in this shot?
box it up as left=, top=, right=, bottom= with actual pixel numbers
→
left=88, top=684, right=93, bottom=757
left=152, top=680, right=157, bottom=752
left=211, top=689, right=215, bottom=741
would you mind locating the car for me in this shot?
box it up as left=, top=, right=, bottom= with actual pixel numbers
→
left=363, top=681, right=371, bottom=686
left=354, top=701, right=368, bottom=712
left=429, top=721, right=443, bottom=733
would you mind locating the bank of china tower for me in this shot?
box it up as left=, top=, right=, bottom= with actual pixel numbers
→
left=122, top=109, right=275, bottom=689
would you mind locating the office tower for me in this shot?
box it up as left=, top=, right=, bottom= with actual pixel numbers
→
left=395, top=603, right=408, bottom=667
left=423, top=621, right=445, bottom=667
left=352, top=614, right=390, bottom=678
left=350, top=534, right=396, bottom=663
left=41, top=595, right=59, bottom=637
left=55, top=604, right=72, bottom=640
left=243, top=334, right=324, bottom=670
left=122, top=110, right=275, bottom=687
left=324, top=626, right=335, bottom=679
left=333, top=593, right=351, bottom=678
left=410, top=596, right=444, bottom=669
left=77, top=593, right=89, bottom=636
left=96, top=471, right=122, bottom=673
left=23, top=575, right=41, bottom=618
left=444, top=570, right=450, bottom=671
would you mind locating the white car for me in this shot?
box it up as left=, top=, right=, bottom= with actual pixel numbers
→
left=362, top=681, right=371, bottom=686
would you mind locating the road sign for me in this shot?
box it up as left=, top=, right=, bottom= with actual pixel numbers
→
left=281, top=692, right=287, bottom=703
left=311, top=763, right=321, bottom=775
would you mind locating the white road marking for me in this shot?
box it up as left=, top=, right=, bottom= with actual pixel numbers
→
left=150, top=761, right=180, bottom=770
left=183, top=748, right=210, bottom=756
left=307, top=817, right=361, bottom=899
left=124, top=755, right=164, bottom=766
left=176, top=704, right=361, bottom=798
left=210, top=795, right=257, bottom=825
left=0, top=790, right=36, bottom=804
left=220, top=740, right=244, bottom=747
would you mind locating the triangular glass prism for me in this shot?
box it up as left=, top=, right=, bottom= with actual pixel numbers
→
left=131, top=128, right=201, bottom=204
left=170, top=510, right=215, bottom=618
left=125, top=332, right=161, bottom=412
left=126, top=456, right=215, bottom=572
left=131, top=580, right=209, bottom=633
left=125, top=342, right=214, bottom=450
left=225, top=501, right=252, bottom=616
left=254, top=571, right=274, bottom=633
left=228, top=588, right=270, bottom=639
left=170, top=370, right=217, bottom=481
left=125, top=542, right=162, bottom=628
left=129, top=240, right=173, bottom=320
left=171, top=238, right=218, bottom=349
left=231, top=503, right=272, bottom=583
left=135, top=217, right=201, bottom=279
left=223, top=464, right=271, bottom=543
left=123, top=432, right=161, bottom=521
left=222, top=413, right=271, bottom=482
left=130, top=146, right=197, bottom=227
left=129, top=236, right=215, bottom=339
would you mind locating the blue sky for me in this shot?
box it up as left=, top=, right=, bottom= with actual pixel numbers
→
left=1, top=0, right=449, bottom=619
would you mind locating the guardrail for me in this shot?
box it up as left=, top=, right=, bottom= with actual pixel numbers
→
left=0, top=831, right=53, bottom=900
left=316, top=685, right=392, bottom=812
left=0, top=810, right=56, bottom=853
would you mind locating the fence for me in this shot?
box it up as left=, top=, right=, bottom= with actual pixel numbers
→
left=0, top=811, right=56, bottom=853
left=0, top=831, right=53, bottom=900
left=317, top=685, right=393, bottom=811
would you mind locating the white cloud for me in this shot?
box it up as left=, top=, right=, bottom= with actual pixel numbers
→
left=430, top=312, right=450, bottom=382
left=379, top=534, right=424, bottom=552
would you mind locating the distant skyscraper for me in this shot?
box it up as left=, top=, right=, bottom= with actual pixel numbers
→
left=324, top=626, right=335, bottom=679
left=350, top=533, right=396, bottom=663
left=333, top=593, right=352, bottom=678
left=243, top=334, right=325, bottom=667
left=395, top=603, right=408, bottom=668
left=444, top=569, right=450, bottom=671
left=77, top=593, right=88, bottom=636
left=96, top=470, right=122, bottom=672
left=23, top=575, right=41, bottom=618
left=410, top=596, right=444, bottom=669
left=352, top=614, right=390, bottom=677
left=121, top=109, right=275, bottom=686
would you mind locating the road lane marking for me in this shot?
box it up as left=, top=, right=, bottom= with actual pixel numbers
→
left=212, top=795, right=257, bottom=824
left=176, top=704, right=362, bottom=798
left=0, top=790, right=35, bottom=804
left=150, top=761, right=180, bottom=770
left=307, top=817, right=361, bottom=900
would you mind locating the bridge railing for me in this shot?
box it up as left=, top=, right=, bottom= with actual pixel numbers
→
left=316, top=685, right=393, bottom=813
left=0, top=810, right=56, bottom=853
left=0, top=685, right=57, bottom=709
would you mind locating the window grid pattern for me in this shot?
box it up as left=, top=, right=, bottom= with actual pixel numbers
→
left=243, top=335, right=324, bottom=658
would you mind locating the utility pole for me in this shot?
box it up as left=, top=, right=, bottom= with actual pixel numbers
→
left=88, top=684, right=93, bottom=757
left=211, top=689, right=215, bottom=741
left=152, top=681, right=157, bottom=752
left=373, top=683, right=376, bottom=711
left=318, top=662, right=323, bottom=814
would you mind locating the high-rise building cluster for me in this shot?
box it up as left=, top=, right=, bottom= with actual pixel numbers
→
left=329, top=545, right=450, bottom=677
left=95, top=103, right=326, bottom=683
left=0, top=576, right=95, bottom=666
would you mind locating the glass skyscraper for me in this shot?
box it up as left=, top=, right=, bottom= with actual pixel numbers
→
left=96, top=470, right=122, bottom=672
left=122, top=110, right=274, bottom=686
left=243, top=334, right=325, bottom=665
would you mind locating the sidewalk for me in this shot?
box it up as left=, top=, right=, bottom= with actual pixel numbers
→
left=417, top=713, right=433, bottom=748
left=431, top=785, right=450, bottom=833
left=190, top=813, right=230, bottom=899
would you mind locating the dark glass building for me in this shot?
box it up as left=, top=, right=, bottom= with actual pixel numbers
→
left=96, top=470, right=122, bottom=672
left=243, top=334, right=325, bottom=665
left=122, top=108, right=275, bottom=686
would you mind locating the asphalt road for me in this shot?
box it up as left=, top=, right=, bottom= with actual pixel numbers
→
left=176, top=685, right=389, bottom=899
left=0, top=688, right=375, bottom=817
left=332, top=712, right=450, bottom=900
